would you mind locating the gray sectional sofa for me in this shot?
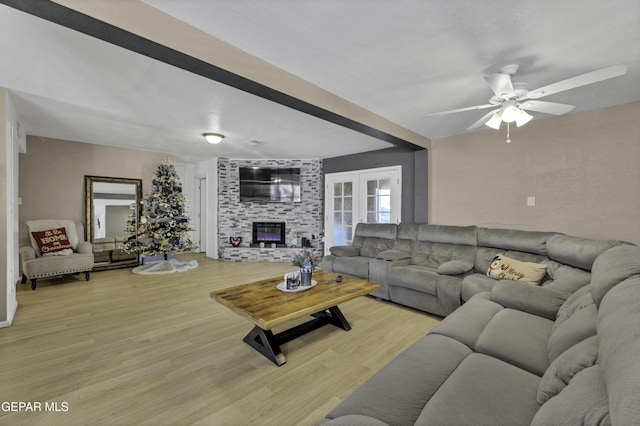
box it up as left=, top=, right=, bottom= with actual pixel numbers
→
left=317, top=243, right=640, bottom=425
left=322, top=223, right=620, bottom=317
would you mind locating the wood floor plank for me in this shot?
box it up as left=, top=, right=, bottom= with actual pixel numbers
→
left=0, top=254, right=440, bottom=425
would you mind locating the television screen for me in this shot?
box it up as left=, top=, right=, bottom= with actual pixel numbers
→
left=239, top=167, right=301, bottom=202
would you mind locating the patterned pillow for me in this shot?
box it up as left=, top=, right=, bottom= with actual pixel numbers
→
left=487, top=254, right=548, bottom=285
left=31, top=228, right=73, bottom=256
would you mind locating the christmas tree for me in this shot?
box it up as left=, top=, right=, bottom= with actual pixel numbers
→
left=124, top=160, right=197, bottom=259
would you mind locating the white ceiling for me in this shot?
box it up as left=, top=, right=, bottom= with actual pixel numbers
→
left=1, top=0, right=639, bottom=163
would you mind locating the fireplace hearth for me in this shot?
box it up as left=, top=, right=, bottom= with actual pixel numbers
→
left=251, top=222, right=287, bottom=247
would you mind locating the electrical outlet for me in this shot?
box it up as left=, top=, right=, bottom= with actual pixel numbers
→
left=527, top=196, right=536, bottom=207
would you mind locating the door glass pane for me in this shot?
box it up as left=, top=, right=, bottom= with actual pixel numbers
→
left=367, top=180, right=376, bottom=195
left=344, top=226, right=352, bottom=241
left=331, top=179, right=355, bottom=247
left=334, top=197, right=342, bottom=210
left=365, top=179, right=391, bottom=224
left=333, top=212, right=342, bottom=225
left=367, top=196, right=375, bottom=211
left=344, top=196, right=352, bottom=211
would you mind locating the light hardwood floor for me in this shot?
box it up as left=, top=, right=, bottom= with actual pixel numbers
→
left=0, top=254, right=440, bottom=426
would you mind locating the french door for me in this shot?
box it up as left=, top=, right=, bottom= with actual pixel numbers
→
left=324, top=166, right=401, bottom=254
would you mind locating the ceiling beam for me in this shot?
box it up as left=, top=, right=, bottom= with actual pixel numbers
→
left=2, top=0, right=430, bottom=151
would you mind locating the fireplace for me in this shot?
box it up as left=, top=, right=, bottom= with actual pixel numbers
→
left=252, top=222, right=286, bottom=247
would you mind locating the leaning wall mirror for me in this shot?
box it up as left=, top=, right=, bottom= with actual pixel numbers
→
left=85, top=175, right=143, bottom=270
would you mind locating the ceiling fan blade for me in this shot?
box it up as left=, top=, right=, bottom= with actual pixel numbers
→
left=467, top=109, right=501, bottom=130
left=526, top=65, right=627, bottom=99
left=520, top=100, right=575, bottom=115
left=426, top=103, right=494, bottom=117
left=485, top=73, right=515, bottom=98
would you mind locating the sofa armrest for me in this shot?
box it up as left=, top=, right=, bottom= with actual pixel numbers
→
left=329, top=246, right=360, bottom=257
left=437, top=260, right=474, bottom=275
left=77, top=242, right=93, bottom=254
left=376, top=249, right=411, bottom=261
left=490, top=280, right=569, bottom=320
left=19, top=246, right=36, bottom=262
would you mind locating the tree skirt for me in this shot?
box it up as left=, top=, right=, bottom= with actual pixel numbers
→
left=132, top=258, right=199, bottom=275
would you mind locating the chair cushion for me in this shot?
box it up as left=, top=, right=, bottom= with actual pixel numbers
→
left=327, top=334, right=472, bottom=426
left=475, top=309, right=553, bottom=376
left=416, top=353, right=540, bottom=426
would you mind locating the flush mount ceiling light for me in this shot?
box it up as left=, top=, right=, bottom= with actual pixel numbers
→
left=203, top=132, right=224, bottom=144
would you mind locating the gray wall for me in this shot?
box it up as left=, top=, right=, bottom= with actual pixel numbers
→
left=217, top=158, right=324, bottom=258
left=323, top=147, right=428, bottom=223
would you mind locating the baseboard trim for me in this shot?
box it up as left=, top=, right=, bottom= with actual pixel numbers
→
left=0, top=299, right=18, bottom=328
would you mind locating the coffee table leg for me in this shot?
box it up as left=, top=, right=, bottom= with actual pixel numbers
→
left=328, top=306, right=351, bottom=331
left=243, top=326, right=286, bottom=366
left=311, top=306, right=351, bottom=331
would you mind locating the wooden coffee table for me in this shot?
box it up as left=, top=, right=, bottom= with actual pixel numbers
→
left=210, top=269, right=379, bottom=366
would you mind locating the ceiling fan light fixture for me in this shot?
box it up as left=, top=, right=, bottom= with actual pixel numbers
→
left=515, top=109, right=534, bottom=127
left=485, top=113, right=502, bottom=130
left=203, top=132, right=224, bottom=144
left=501, top=104, right=519, bottom=123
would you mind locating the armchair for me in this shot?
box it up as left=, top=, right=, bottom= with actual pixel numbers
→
left=19, top=220, right=94, bottom=290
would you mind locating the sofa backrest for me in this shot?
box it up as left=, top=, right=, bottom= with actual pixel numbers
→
left=546, top=234, right=621, bottom=271
left=478, top=227, right=554, bottom=255
left=474, top=228, right=554, bottom=277
left=352, top=223, right=398, bottom=258
left=418, top=224, right=477, bottom=246
left=597, top=274, right=640, bottom=424
left=538, top=235, right=621, bottom=295
left=393, top=222, right=419, bottom=254
left=473, top=228, right=620, bottom=295
left=411, top=224, right=477, bottom=268
left=589, top=244, right=640, bottom=307
left=534, top=244, right=640, bottom=424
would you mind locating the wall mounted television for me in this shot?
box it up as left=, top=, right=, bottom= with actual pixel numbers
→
left=239, top=167, right=301, bottom=202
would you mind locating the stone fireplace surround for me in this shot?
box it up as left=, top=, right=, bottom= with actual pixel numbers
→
left=218, top=158, right=323, bottom=262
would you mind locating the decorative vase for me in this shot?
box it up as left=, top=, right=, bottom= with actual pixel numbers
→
left=300, top=268, right=313, bottom=286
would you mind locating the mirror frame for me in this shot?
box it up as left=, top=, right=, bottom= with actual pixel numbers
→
left=85, top=175, right=143, bottom=266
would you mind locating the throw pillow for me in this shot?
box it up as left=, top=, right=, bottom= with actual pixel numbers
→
left=486, top=254, right=548, bottom=285
left=31, top=227, right=74, bottom=255
left=437, top=259, right=474, bottom=275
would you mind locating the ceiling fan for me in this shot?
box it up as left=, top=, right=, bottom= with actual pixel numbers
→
left=428, top=64, right=628, bottom=136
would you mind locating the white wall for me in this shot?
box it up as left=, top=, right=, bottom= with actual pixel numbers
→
left=1, top=89, right=25, bottom=327
left=429, top=101, right=640, bottom=244
left=195, top=157, right=218, bottom=259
